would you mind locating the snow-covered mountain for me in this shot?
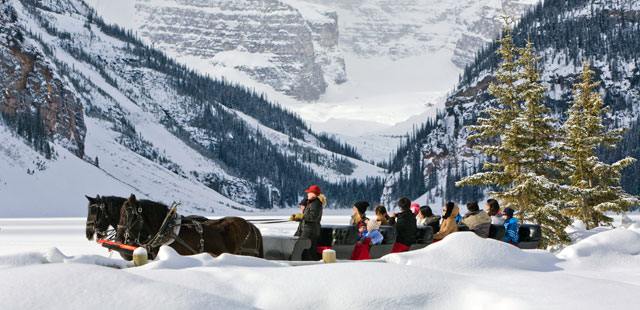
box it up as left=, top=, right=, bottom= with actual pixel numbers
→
left=86, top=0, right=538, bottom=136
left=386, top=0, right=640, bottom=208
left=0, top=0, right=386, bottom=217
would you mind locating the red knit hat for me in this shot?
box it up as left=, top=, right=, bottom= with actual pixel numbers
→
left=305, top=185, right=322, bottom=196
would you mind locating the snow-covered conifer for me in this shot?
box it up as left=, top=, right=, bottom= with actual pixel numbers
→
left=457, top=19, right=571, bottom=247
left=558, top=61, right=639, bottom=229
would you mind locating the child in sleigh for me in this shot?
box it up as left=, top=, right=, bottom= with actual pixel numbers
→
left=350, top=219, right=384, bottom=260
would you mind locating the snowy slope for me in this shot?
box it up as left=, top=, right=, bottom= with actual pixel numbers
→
left=0, top=111, right=248, bottom=217
left=0, top=0, right=387, bottom=216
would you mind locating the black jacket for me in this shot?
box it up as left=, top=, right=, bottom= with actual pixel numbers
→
left=390, top=210, right=417, bottom=246
left=294, top=197, right=323, bottom=241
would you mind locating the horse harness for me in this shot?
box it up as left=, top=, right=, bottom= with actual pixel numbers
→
left=166, top=216, right=205, bottom=255
left=89, top=202, right=116, bottom=240
left=119, top=202, right=259, bottom=257
left=237, top=220, right=260, bottom=256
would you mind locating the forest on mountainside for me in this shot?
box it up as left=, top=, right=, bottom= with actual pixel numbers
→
left=1, top=0, right=383, bottom=209
left=388, top=0, right=640, bottom=204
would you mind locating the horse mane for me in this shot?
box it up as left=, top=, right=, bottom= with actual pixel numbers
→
left=101, top=196, right=127, bottom=218
left=138, top=199, right=169, bottom=213
left=137, top=199, right=170, bottom=232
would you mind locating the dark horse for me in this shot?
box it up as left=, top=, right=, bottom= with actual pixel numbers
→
left=85, top=195, right=131, bottom=260
left=116, top=194, right=263, bottom=259
left=85, top=195, right=127, bottom=241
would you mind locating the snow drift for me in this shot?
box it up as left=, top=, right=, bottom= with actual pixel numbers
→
left=2, top=218, right=640, bottom=309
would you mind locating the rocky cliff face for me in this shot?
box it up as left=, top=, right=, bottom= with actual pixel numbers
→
left=0, top=3, right=85, bottom=157
left=90, top=0, right=534, bottom=102
left=299, top=0, right=538, bottom=67
left=132, top=0, right=345, bottom=101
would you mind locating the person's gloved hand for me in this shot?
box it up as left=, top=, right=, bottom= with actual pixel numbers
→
left=289, top=213, right=303, bottom=222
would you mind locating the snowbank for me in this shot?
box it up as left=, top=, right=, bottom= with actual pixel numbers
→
left=384, top=232, right=561, bottom=272
left=138, top=246, right=286, bottom=270
left=2, top=217, right=640, bottom=309
left=0, top=247, right=129, bottom=270
left=558, top=224, right=640, bottom=265
left=0, top=261, right=252, bottom=310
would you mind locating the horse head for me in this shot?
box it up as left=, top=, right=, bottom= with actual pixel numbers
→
left=85, top=194, right=110, bottom=240
left=116, top=194, right=144, bottom=244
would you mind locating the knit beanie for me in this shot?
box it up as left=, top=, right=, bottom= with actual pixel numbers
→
left=504, top=207, right=515, bottom=218
left=354, top=201, right=370, bottom=214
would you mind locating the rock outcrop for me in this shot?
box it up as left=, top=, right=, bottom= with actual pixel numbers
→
left=0, top=3, right=85, bottom=157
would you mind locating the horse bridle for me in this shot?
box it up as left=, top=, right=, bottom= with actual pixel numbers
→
left=88, top=202, right=114, bottom=239
left=118, top=203, right=153, bottom=246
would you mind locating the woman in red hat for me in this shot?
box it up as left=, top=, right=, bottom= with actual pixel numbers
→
left=290, top=185, right=326, bottom=260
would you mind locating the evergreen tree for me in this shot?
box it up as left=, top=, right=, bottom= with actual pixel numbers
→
left=500, top=39, right=571, bottom=247
left=457, top=19, right=571, bottom=247
left=559, top=61, right=639, bottom=229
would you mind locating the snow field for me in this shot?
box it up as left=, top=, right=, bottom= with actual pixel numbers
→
left=1, top=215, right=640, bottom=309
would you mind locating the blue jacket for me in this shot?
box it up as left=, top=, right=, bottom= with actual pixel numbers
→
left=364, top=229, right=384, bottom=245
left=455, top=214, right=463, bottom=224
left=504, top=217, right=519, bottom=244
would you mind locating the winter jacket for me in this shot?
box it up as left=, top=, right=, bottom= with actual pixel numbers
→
left=294, top=195, right=325, bottom=242
left=417, top=215, right=441, bottom=233
left=455, top=214, right=463, bottom=224
left=462, top=210, right=492, bottom=238
left=389, top=210, right=417, bottom=246
left=417, top=215, right=440, bottom=226
left=433, top=205, right=459, bottom=240
left=364, top=229, right=384, bottom=245
left=504, top=217, right=520, bottom=244
left=350, top=213, right=369, bottom=226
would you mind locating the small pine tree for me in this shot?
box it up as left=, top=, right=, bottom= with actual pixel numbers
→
left=559, top=61, right=639, bottom=229
left=95, top=156, right=100, bottom=167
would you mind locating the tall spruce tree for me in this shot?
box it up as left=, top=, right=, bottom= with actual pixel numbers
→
left=502, top=39, right=571, bottom=247
left=559, top=61, right=639, bottom=229
left=457, top=19, right=571, bottom=247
